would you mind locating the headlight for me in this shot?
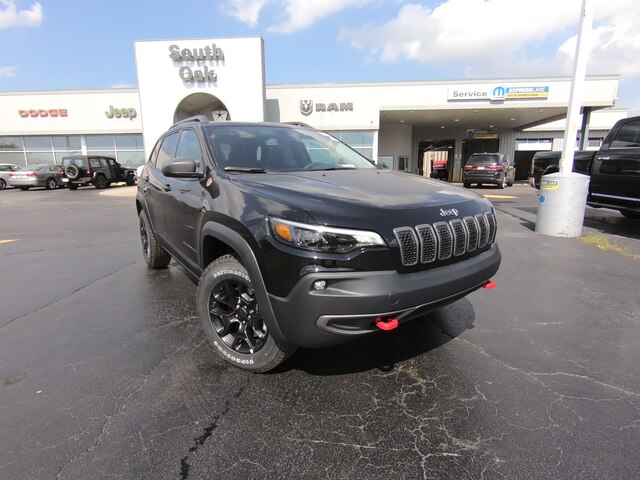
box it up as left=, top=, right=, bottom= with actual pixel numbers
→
left=269, top=217, right=386, bottom=253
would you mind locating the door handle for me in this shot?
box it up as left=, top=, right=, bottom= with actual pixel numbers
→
left=162, top=183, right=172, bottom=192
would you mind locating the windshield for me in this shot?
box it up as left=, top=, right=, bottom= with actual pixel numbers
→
left=205, top=125, right=375, bottom=172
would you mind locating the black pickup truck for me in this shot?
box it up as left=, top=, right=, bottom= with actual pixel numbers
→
left=136, top=117, right=501, bottom=371
left=530, top=115, right=640, bottom=219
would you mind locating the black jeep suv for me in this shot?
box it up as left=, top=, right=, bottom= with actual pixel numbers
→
left=137, top=117, right=501, bottom=372
left=61, top=155, right=136, bottom=190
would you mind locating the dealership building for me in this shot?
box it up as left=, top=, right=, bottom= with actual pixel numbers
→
left=0, top=37, right=624, bottom=182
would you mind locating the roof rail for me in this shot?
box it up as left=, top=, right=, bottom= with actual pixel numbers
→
left=172, top=115, right=210, bottom=127
left=283, top=121, right=314, bottom=128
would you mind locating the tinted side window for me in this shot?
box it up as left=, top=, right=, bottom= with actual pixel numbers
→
left=156, top=132, right=180, bottom=170
left=175, top=130, right=203, bottom=169
left=149, top=140, right=162, bottom=166
left=89, top=158, right=102, bottom=168
left=610, top=120, right=640, bottom=148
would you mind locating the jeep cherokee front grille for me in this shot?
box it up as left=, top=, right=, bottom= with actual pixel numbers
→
left=394, top=212, right=496, bottom=267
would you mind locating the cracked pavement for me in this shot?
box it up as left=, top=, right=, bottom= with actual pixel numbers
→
left=0, top=186, right=639, bottom=479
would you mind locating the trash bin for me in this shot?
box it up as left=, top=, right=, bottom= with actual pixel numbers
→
left=535, top=172, right=590, bottom=237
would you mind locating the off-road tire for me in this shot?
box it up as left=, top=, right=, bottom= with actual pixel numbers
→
left=46, top=178, right=57, bottom=190
left=126, top=175, right=136, bottom=186
left=197, top=255, right=295, bottom=372
left=463, top=182, right=471, bottom=188
left=64, top=164, right=81, bottom=180
left=67, top=183, right=78, bottom=190
left=19, top=186, right=30, bottom=190
left=94, top=175, right=108, bottom=190
left=139, top=210, right=171, bottom=268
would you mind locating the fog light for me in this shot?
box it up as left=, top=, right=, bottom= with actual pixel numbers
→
left=313, top=280, right=327, bottom=290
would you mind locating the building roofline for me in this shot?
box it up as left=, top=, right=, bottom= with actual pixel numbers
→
left=265, top=74, right=621, bottom=89
left=0, top=88, right=139, bottom=96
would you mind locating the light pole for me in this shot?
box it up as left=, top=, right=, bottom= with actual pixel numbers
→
left=535, top=0, right=594, bottom=237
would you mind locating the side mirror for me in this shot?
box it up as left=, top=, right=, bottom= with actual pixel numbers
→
left=162, top=158, right=203, bottom=178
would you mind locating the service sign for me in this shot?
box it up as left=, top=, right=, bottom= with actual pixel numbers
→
left=448, top=85, right=549, bottom=102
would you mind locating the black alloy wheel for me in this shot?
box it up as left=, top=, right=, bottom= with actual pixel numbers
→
left=208, top=278, right=268, bottom=355
left=46, top=178, right=57, bottom=190
left=138, top=210, right=171, bottom=268
left=94, top=175, right=108, bottom=189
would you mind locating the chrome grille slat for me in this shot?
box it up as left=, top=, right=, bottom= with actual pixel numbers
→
left=486, top=212, right=497, bottom=244
left=393, top=227, right=419, bottom=266
left=464, top=216, right=478, bottom=252
left=395, top=212, right=496, bottom=267
left=450, top=219, right=466, bottom=256
left=434, top=222, right=453, bottom=260
left=416, top=224, right=437, bottom=263
left=475, top=214, right=488, bottom=249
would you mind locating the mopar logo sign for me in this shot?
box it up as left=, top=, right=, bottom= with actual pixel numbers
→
left=300, top=100, right=313, bottom=116
left=492, top=86, right=506, bottom=101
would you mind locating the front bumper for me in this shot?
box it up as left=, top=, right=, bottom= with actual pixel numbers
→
left=268, top=244, right=501, bottom=348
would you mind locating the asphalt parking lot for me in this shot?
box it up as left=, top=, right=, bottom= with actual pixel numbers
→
left=1, top=184, right=639, bottom=480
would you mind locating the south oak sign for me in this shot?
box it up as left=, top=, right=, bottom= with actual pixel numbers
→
left=169, top=43, right=225, bottom=83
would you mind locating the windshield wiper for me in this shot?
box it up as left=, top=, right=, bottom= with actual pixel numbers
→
left=224, top=167, right=267, bottom=173
left=309, top=165, right=358, bottom=171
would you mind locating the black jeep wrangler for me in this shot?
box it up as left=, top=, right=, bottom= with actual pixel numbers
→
left=136, top=117, right=501, bottom=372
left=61, top=155, right=136, bottom=190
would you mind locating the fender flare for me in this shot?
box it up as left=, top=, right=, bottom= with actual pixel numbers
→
left=200, top=222, right=288, bottom=345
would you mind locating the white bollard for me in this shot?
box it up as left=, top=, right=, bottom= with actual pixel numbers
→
left=535, top=172, right=590, bottom=237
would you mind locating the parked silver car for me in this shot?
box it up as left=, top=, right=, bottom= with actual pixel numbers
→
left=0, top=163, right=21, bottom=190
left=8, top=164, right=66, bottom=190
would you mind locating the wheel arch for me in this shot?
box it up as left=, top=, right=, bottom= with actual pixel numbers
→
left=200, top=222, right=288, bottom=345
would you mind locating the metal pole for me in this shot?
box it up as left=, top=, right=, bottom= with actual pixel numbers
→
left=560, top=0, right=594, bottom=174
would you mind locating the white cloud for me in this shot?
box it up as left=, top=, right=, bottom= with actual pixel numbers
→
left=0, top=0, right=43, bottom=29
left=111, top=82, right=134, bottom=88
left=222, top=0, right=269, bottom=27
left=0, top=65, right=17, bottom=77
left=342, top=0, right=640, bottom=80
left=268, top=0, right=371, bottom=34
left=223, top=0, right=371, bottom=33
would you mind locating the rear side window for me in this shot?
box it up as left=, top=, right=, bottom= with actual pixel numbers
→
left=89, top=158, right=102, bottom=168
left=62, top=158, right=87, bottom=168
left=610, top=120, right=640, bottom=148
left=156, top=132, right=180, bottom=170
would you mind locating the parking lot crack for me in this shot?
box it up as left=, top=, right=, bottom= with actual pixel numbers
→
left=2, top=260, right=138, bottom=329
left=179, top=382, right=248, bottom=480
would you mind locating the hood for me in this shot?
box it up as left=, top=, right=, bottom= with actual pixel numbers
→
left=231, top=169, right=492, bottom=239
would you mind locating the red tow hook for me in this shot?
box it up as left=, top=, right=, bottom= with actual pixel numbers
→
left=375, top=316, right=399, bottom=331
left=483, top=280, right=496, bottom=290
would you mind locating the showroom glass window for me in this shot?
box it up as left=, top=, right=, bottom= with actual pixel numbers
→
left=326, top=131, right=374, bottom=160
left=0, top=137, right=26, bottom=166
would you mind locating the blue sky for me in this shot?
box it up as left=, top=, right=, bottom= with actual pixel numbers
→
left=1, top=0, right=639, bottom=113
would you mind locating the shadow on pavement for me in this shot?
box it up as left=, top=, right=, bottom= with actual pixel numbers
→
left=278, top=298, right=475, bottom=376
